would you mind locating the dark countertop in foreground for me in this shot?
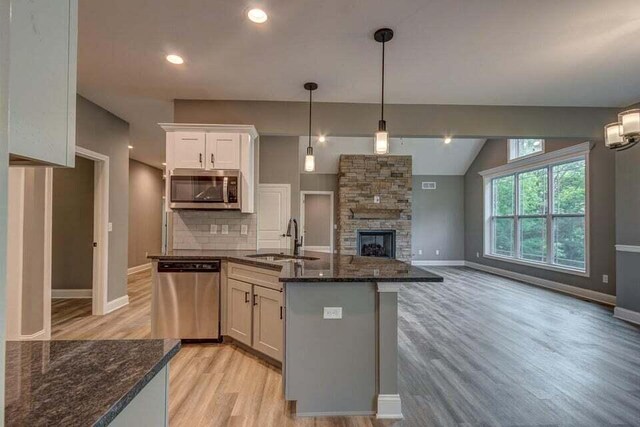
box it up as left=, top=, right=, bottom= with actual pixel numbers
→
left=5, top=339, right=180, bottom=427
left=148, top=249, right=443, bottom=283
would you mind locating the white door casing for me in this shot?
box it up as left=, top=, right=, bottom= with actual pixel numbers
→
left=257, top=184, right=290, bottom=250
left=300, top=191, right=334, bottom=254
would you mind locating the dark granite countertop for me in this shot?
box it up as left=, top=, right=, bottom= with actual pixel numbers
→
left=148, top=249, right=443, bottom=283
left=5, top=339, right=180, bottom=427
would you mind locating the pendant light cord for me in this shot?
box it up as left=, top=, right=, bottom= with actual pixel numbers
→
left=308, top=88, right=312, bottom=148
left=381, top=40, right=385, bottom=122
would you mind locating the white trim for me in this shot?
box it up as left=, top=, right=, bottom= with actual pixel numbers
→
left=105, top=295, right=130, bottom=314
left=412, top=260, right=466, bottom=267
left=376, top=394, right=403, bottom=420
left=616, top=245, right=640, bottom=253
left=480, top=141, right=592, bottom=177
left=43, top=168, right=53, bottom=340
left=128, top=262, right=152, bottom=275
left=297, top=411, right=376, bottom=417
left=52, top=289, right=92, bottom=299
left=465, top=261, right=615, bottom=306
left=300, top=190, right=335, bottom=255
left=377, top=282, right=402, bottom=293
left=20, top=329, right=47, bottom=341
left=614, top=307, right=640, bottom=326
left=158, top=123, right=259, bottom=140
left=76, top=146, right=110, bottom=316
left=302, top=246, right=331, bottom=253
left=6, top=168, right=26, bottom=341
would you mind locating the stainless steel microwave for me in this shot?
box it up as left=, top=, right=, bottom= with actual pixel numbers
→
left=169, top=169, right=241, bottom=210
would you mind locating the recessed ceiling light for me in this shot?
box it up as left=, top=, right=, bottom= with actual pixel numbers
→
left=128, top=145, right=134, bottom=149
left=318, top=135, right=326, bottom=143
left=248, top=8, right=268, bottom=23
left=444, top=137, right=452, bottom=144
left=166, top=54, right=184, bottom=65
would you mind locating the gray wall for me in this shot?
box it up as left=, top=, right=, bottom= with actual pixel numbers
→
left=76, top=95, right=130, bottom=301
left=614, top=111, right=640, bottom=311
left=128, top=159, right=163, bottom=268
left=52, top=156, right=94, bottom=290
left=303, top=194, right=331, bottom=247
left=175, top=100, right=619, bottom=140
left=259, top=135, right=300, bottom=220
left=412, top=175, right=465, bottom=261
left=464, top=138, right=616, bottom=295
left=1, top=0, right=10, bottom=401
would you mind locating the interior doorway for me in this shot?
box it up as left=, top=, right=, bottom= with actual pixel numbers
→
left=300, top=191, right=334, bottom=253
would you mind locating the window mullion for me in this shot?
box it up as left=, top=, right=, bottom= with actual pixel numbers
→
left=547, top=165, right=553, bottom=265
left=514, top=173, right=519, bottom=259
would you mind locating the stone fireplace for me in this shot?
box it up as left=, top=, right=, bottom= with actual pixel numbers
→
left=337, top=155, right=412, bottom=261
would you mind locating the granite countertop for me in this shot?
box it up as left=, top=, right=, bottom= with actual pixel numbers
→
left=148, top=249, right=443, bottom=283
left=5, top=339, right=181, bottom=427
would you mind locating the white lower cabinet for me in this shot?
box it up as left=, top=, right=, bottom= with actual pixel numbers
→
left=226, top=273, right=283, bottom=362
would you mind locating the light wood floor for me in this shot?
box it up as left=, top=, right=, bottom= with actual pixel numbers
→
left=51, top=267, right=640, bottom=426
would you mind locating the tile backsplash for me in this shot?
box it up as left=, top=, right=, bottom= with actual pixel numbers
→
left=173, top=210, right=257, bottom=250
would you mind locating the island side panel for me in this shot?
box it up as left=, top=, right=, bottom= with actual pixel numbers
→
left=285, top=281, right=377, bottom=416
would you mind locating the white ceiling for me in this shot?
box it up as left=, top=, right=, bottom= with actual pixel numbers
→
left=77, top=0, right=640, bottom=167
left=298, top=137, right=486, bottom=175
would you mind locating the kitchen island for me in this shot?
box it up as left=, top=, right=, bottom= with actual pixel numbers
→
left=148, top=249, right=442, bottom=418
left=5, top=339, right=180, bottom=426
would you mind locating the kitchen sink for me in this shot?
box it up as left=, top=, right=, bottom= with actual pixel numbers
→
left=246, top=253, right=319, bottom=262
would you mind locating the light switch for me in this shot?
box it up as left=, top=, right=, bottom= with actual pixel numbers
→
left=241, top=224, right=248, bottom=235
left=221, top=225, right=229, bottom=235
left=108, top=222, right=113, bottom=232
left=323, top=307, right=342, bottom=319
left=210, top=224, right=218, bottom=234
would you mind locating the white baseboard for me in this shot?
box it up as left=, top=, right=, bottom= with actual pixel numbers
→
left=297, top=410, right=376, bottom=417
left=412, top=260, right=466, bottom=267
left=303, top=246, right=331, bottom=253
left=21, top=329, right=47, bottom=340
left=465, top=261, right=616, bottom=306
left=614, top=307, right=640, bottom=326
left=376, top=394, right=403, bottom=419
left=128, top=262, right=152, bottom=275
left=105, top=295, right=129, bottom=314
left=52, top=289, right=92, bottom=299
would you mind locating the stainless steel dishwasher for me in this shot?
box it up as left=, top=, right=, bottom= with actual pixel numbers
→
left=151, top=260, right=221, bottom=340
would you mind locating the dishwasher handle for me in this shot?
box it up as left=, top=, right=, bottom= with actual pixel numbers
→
left=157, top=261, right=221, bottom=273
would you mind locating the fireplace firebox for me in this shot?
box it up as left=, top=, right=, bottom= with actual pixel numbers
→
left=357, top=230, right=396, bottom=258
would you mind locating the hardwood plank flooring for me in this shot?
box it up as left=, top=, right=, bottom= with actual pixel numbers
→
left=51, top=267, right=640, bottom=426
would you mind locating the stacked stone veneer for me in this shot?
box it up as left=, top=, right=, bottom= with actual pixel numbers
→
left=337, top=155, right=412, bottom=262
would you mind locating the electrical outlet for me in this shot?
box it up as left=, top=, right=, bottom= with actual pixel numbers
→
left=241, top=224, right=248, bottom=235
left=221, top=224, right=229, bottom=235
left=476, top=252, right=480, bottom=258
left=108, top=222, right=113, bottom=232
left=373, top=195, right=380, bottom=204
left=602, top=274, right=609, bottom=284
left=210, top=224, right=218, bottom=234
left=418, top=249, right=423, bottom=255
left=436, top=249, right=440, bottom=255
left=323, top=307, right=342, bottom=319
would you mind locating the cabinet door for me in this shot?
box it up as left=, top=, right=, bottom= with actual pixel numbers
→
left=206, top=133, right=240, bottom=170
left=173, top=131, right=205, bottom=169
left=227, top=278, right=253, bottom=346
left=252, top=286, right=283, bottom=361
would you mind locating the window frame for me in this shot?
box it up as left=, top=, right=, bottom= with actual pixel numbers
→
left=481, top=142, right=591, bottom=277
left=508, top=139, right=545, bottom=163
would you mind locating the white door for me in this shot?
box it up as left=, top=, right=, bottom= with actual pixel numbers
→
left=257, top=184, right=290, bottom=250
left=173, top=131, right=205, bottom=169
left=205, top=133, right=240, bottom=170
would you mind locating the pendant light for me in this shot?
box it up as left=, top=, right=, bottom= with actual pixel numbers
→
left=374, top=28, right=394, bottom=155
left=304, top=82, right=318, bottom=172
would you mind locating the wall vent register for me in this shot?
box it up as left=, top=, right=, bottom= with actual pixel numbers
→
left=422, top=182, right=436, bottom=190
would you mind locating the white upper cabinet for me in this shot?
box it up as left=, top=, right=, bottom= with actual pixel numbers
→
left=9, top=0, right=78, bottom=167
left=206, top=133, right=241, bottom=170
left=173, top=131, right=206, bottom=169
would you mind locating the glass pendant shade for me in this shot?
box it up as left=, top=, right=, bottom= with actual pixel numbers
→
left=604, top=123, right=625, bottom=148
left=304, top=146, right=315, bottom=172
left=619, top=109, right=640, bottom=138
left=374, top=130, right=389, bottom=154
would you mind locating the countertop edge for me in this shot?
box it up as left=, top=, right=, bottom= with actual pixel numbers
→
left=94, top=340, right=181, bottom=427
left=279, top=277, right=444, bottom=283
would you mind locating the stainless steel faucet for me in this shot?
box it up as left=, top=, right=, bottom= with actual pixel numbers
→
left=286, top=218, right=303, bottom=256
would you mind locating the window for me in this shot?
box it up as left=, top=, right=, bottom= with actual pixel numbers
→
left=484, top=151, right=588, bottom=275
left=509, top=139, right=545, bottom=161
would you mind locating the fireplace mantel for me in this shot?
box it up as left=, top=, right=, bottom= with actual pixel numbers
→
left=350, top=207, right=403, bottom=220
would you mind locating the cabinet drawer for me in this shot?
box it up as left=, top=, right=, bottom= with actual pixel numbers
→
left=228, top=262, right=282, bottom=291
